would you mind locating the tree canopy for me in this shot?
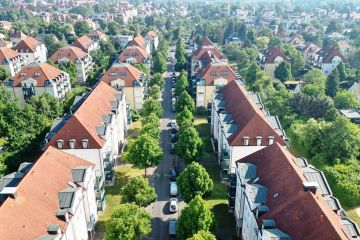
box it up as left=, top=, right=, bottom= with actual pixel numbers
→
left=120, top=176, right=157, bottom=207
left=334, top=91, right=358, bottom=109
left=141, top=98, right=163, bottom=118
left=175, top=71, right=189, bottom=95
left=274, top=61, right=292, bottom=82
left=176, top=125, right=203, bottom=163
left=176, top=91, right=195, bottom=113
left=187, top=230, right=216, bottom=240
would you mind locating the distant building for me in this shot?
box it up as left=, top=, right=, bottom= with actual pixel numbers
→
left=0, top=147, right=99, bottom=240
left=10, top=31, right=28, bottom=48
left=337, top=40, right=352, bottom=56
left=100, top=63, right=147, bottom=110
left=0, top=47, right=23, bottom=76
left=88, top=30, right=107, bottom=42
left=298, top=42, right=321, bottom=64
left=112, top=35, right=133, bottom=49
left=117, top=45, right=150, bottom=71
left=259, top=48, right=288, bottom=78
left=13, top=36, right=47, bottom=65
left=7, top=63, right=71, bottom=104
left=339, top=109, right=360, bottom=124
left=311, top=46, right=345, bottom=76
left=50, top=46, right=93, bottom=83
left=145, top=30, right=159, bottom=51
left=128, top=34, right=150, bottom=55
left=0, top=20, right=12, bottom=31
left=72, top=35, right=98, bottom=53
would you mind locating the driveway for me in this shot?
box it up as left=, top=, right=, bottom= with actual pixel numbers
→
left=147, top=46, right=185, bottom=240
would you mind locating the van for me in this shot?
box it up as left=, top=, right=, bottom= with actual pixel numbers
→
left=170, top=182, right=178, bottom=196
left=168, top=219, right=177, bottom=236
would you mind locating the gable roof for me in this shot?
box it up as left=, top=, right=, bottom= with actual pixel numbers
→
left=264, top=48, right=288, bottom=64
left=236, top=143, right=353, bottom=240
left=317, top=46, right=345, bottom=63
left=146, top=30, right=157, bottom=38
left=0, top=47, right=21, bottom=63
left=0, top=147, right=93, bottom=240
left=47, top=81, right=120, bottom=149
left=219, top=81, right=286, bottom=146
left=199, top=62, right=237, bottom=86
left=50, top=46, right=88, bottom=63
left=199, top=36, right=215, bottom=47
left=128, top=34, right=145, bottom=48
left=100, top=63, right=144, bottom=87
left=72, top=35, right=95, bottom=52
left=88, top=30, right=106, bottom=40
left=193, top=45, right=226, bottom=61
left=10, top=31, right=27, bottom=39
left=118, top=45, right=149, bottom=64
left=13, top=36, right=42, bottom=53
left=10, top=63, right=65, bottom=87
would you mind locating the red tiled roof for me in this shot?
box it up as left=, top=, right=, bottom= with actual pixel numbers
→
left=47, top=81, right=120, bottom=149
left=13, top=36, right=42, bottom=53
left=72, top=35, right=95, bottom=52
left=0, top=39, right=11, bottom=47
left=100, top=63, right=143, bottom=87
left=88, top=30, right=106, bottom=40
left=0, top=47, right=21, bottom=63
left=199, top=62, right=237, bottom=86
left=264, top=48, right=288, bottom=64
left=237, top=143, right=351, bottom=240
left=317, top=46, right=345, bottom=64
left=128, top=34, right=145, bottom=48
left=11, top=63, right=64, bottom=87
left=0, top=147, right=94, bottom=240
left=219, top=81, right=286, bottom=146
left=50, top=46, right=88, bottom=63
left=118, top=45, right=149, bottom=64
left=199, top=36, right=215, bottom=47
left=146, top=30, right=157, bottom=38
left=193, top=45, right=226, bottom=61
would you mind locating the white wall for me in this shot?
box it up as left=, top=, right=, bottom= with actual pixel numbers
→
left=230, top=146, right=266, bottom=173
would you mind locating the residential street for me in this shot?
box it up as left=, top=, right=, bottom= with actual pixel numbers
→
left=148, top=46, right=185, bottom=240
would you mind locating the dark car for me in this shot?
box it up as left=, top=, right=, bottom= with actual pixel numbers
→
left=171, top=135, right=177, bottom=143
left=172, top=72, right=176, bottom=76
left=170, top=128, right=177, bottom=134
left=170, top=143, right=175, bottom=154
left=170, top=169, right=177, bottom=181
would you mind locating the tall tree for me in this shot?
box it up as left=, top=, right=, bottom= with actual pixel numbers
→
left=245, top=62, right=261, bottom=86
left=29, top=93, right=63, bottom=119
left=176, top=106, right=194, bottom=129
left=187, top=230, right=216, bottom=240
left=176, top=125, right=203, bottom=163
left=326, top=70, right=340, bottom=97
left=149, top=73, right=164, bottom=89
left=153, top=52, right=166, bottom=74
left=141, top=98, right=163, bottom=118
left=73, top=21, right=91, bottom=36
left=141, top=113, right=160, bottom=127
left=105, top=203, right=151, bottom=240
left=274, top=61, right=292, bottom=82
left=176, top=91, right=195, bottom=113
left=176, top=196, right=215, bottom=240
left=177, top=162, right=213, bottom=203
left=120, top=176, right=157, bottom=207
left=175, top=71, right=189, bottom=95
left=139, top=122, right=160, bottom=140
left=334, top=91, right=358, bottom=109
left=123, top=134, right=163, bottom=176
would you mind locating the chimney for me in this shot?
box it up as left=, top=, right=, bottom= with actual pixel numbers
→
left=303, top=182, right=318, bottom=194
left=268, top=136, right=274, bottom=145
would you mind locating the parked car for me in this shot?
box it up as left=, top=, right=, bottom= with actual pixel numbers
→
left=171, top=104, right=176, bottom=112
left=170, top=169, right=177, bottom=181
left=168, top=218, right=177, bottom=236
left=169, top=198, right=178, bottom=213
left=170, top=143, right=175, bottom=154
left=170, top=120, right=177, bottom=129
left=171, top=135, right=177, bottom=143
left=170, top=182, right=178, bottom=196
left=172, top=72, right=176, bottom=76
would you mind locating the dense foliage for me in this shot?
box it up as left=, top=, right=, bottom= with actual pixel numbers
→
left=120, top=176, right=157, bottom=207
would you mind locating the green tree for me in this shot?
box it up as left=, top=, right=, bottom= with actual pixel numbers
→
left=58, top=61, right=78, bottom=84
left=139, top=123, right=160, bottom=140
left=108, top=21, right=121, bottom=36
left=303, top=69, right=327, bottom=89
left=141, top=98, right=163, bottom=118
left=105, top=203, right=151, bottom=240
left=177, top=125, right=203, bottom=163
left=334, top=91, right=358, bottom=109
left=120, top=176, right=157, bottom=207
left=73, top=21, right=91, bottom=36
left=29, top=93, right=63, bottom=120
left=149, top=85, right=161, bottom=99
left=0, top=68, right=9, bottom=82
left=326, top=20, right=343, bottom=34
left=326, top=70, right=340, bottom=97
left=176, top=91, right=195, bottom=113
left=282, top=44, right=305, bottom=76
left=123, top=133, right=163, bottom=176
left=274, top=61, right=292, bottom=82
left=175, top=71, right=189, bottom=95
left=293, top=93, right=334, bottom=119
left=149, top=73, right=164, bottom=89
left=141, top=113, right=160, bottom=127
left=135, top=63, right=149, bottom=76
left=301, top=84, right=325, bottom=96
left=176, top=106, right=194, bottom=129
left=176, top=196, right=215, bottom=240
left=177, top=162, right=213, bottom=203
left=153, top=52, right=166, bottom=74
left=187, top=230, right=216, bottom=240
left=244, top=62, right=261, bottom=86
left=69, top=5, right=94, bottom=16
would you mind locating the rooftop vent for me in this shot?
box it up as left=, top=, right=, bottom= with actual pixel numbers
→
left=55, top=209, right=69, bottom=222
left=303, top=181, right=318, bottom=194
left=47, top=224, right=61, bottom=235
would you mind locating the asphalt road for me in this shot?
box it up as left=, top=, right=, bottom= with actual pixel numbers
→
left=148, top=46, right=185, bottom=240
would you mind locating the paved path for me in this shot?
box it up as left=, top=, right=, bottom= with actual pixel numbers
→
left=147, top=46, right=185, bottom=240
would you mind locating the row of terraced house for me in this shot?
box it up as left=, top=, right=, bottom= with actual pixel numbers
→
left=0, top=30, right=159, bottom=239
left=190, top=37, right=360, bottom=240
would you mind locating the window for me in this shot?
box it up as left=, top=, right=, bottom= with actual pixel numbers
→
left=243, top=137, right=249, bottom=146
left=210, top=71, right=217, bottom=76
left=34, top=72, right=40, bottom=77
left=221, top=71, right=229, bottom=76
left=69, top=139, right=76, bottom=149
left=110, top=72, right=117, bottom=76
left=56, top=139, right=64, bottom=149
left=20, top=72, right=26, bottom=77
left=268, top=136, right=274, bottom=145
left=256, top=136, right=262, bottom=146
left=82, top=139, right=88, bottom=149
left=119, top=72, right=128, bottom=76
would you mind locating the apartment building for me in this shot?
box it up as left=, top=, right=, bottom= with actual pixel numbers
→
left=0, top=47, right=23, bottom=77
left=13, top=36, right=47, bottom=65
left=311, top=46, right=345, bottom=76
left=6, top=63, right=71, bottom=104
left=259, top=48, right=288, bottom=78
left=10, top=31, right=28, bottom=46
left=50, top=46, right=93, bottom=83
left=128, top=34, right=151, bottom=55
left=88, top=30, right=107, bottom=42
left=72, top=35, right=98, bottom=53
left=100, top=62, right=147, bottom=110
left=145, top=30, right=159, bottom=51
left=113, top=35, right=133, bottom=48
left=210, top=81, right=287, bottom=181
left=0, top=147, right=100, bottom=240
left=118, top=45, right=150, bottom=66
left=45, top=81, right=128, bottom=187
left=232, top=143, right=360, bottom=240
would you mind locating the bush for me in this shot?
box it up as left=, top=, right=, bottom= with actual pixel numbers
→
left=195, top=107, right=207, bottom=117
left=131, top=109, right=140, bottom=121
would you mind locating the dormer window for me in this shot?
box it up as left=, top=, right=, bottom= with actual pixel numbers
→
left=34, top=72, right=40, bottom=77
left=243, top=137, right=249, bottom=146
left=110, top=72, right=117, bottom=76
left=268, top=136, right=274, bottom=145
left=69, top=139, right=76, bottom=149
left=56, top=139, right=64, bottom=149
left=81, top=139, right=88, bottom=149
left=119, top=72, right=128, bottom=76
left=256, top=136, right=262, bottom=146
left=20, top=72, right=26, bottom=77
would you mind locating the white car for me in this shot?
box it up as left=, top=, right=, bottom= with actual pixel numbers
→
left=170, top=120, right=177, bottom=129
left=170, top=181, right=178, bottom=196
left=169, top=198, right=178, bottom=213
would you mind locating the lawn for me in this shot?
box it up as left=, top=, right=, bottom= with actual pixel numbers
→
left=128, top=120, right=142, bottom=139
left=194, top=118, right=213, bottom=158
left=95, top=165, right=144, bottom=232
left=346, top=207, right=360, bottom=227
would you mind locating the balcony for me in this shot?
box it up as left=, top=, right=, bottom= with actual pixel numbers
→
left=97, top=199, right=106, bottom=212
left=228, top=197, right=235, bottom=212
left=220, top=149, right=230, bottom=181
left=96, top=189, right=105, bottom=201
left=95, top=175, right=104, bottom=191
